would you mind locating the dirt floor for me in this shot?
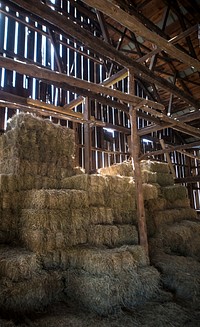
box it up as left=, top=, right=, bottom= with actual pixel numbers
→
left=1, top=297, right=200, bottom=327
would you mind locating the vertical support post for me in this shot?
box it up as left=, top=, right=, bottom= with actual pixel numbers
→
left=84, top=97, right=92, bottom=173
left=129, top=72, right=149, bottom=259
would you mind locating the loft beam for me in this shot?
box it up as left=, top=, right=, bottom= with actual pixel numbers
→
left=7, top=0, right=200, bottom=109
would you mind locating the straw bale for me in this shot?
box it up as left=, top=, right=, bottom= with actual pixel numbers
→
left=166, top=198, right=191, bottom=209
left=0, top=174, right=19, bottom=192
left=20, top=228, right=45, bottom=253
left=141, top=170, right=157, bottom=184
left=116, top=225, right=138, bottom=246
left=152, top=253, right=200, bottom=303
left=142, top=183, right=159, bottom=200
left=106, top=176, right=135, bottom=195
left=0, top=246, right=40, bottom=281
left=20, top=209, right=68, bottom=231
left=161, top=220, right=200, bottom=259
left=64, top=269, right=121, bottom=315
left=120, top=266, right=160, bottom=308
left=0, top=271, right=63, bottom=314
left=60, top=245, right=146, bottom=276
left=140, top=160, right=169, bottom=173
left=21, top=189, right=89, bottom=210
left=2, top=192, right=20, bottom=210
left=161, top=185, right=188, bottom=201
left=87, top=225, right=119, bottom=247
left=108, top=193, right=136, bottom=212
left=89, top=206, right=114, bottom=224
left=98, top=161, right=134, bottom=177
left=156, top=172, right=174, bottom=186
left=113, top=209, right=137, bottom=225
left=145, top=198, right=167, bottom=212
left=0, top=209, right=18, bottom=233
left=153, top=207, right=197, bottom=232
left=88, top=191, right=105, bottom=206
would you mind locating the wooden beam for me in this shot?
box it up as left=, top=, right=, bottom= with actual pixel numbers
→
left=0, top=56, right=164, bottom=110
left=139, top=140, right=200, bottom=160
left=129, top=73, right=149, bottom=259
left=8, top=0, right=200, bottom=109
left=84, top=98, right=92, bottom=173
left=175, top=176, right=200, bottom=184
left=63, top=68, right=128, bottom=110
left=82, top=0, right=200, bottom=72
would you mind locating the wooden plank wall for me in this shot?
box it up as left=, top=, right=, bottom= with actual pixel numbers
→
left=0, top=0, right=199, bottom=209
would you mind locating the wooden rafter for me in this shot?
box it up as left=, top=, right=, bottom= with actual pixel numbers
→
left=6, top=0, right=200, bottom=110
left=81, top=0, right=200, bottom=72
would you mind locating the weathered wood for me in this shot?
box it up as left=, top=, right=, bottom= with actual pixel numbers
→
left=63, top=68, right=128, bottom=110
left=0, top=56, right=164, bottom=110
left=139, top=140, right=200, bottom=160
left=84, top=98, right=92, bottom=173
left=175, top=176, right=200, bottom=183
left=8, top=0, right=200, bottom=109
left=129, top=73, right=149, bottom=259
left=82, top=0, right=200, bottom=72
left=159, top=139, right=176, bottom=178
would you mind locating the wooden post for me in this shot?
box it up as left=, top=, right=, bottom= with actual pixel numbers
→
left=129, top=72, right=149, bottom=259
left=84, top=97, right=92, bottom=173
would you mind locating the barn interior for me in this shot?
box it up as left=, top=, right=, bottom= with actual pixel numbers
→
left=0, top=1, right=200, bottom=326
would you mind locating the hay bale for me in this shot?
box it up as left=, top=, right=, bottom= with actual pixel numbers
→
left=64, top=269, right=121, bottom=315
left=0, top=246, right=40, bottom=281
left=113, top=209, right=137, bottom=225
left=0, top=271, right=63, bottom=314
left=152, top=253, right=200, bottom=303
left=161, top=185, right=188, bottom=201
left=98, top=161, right=134, bottom=177
left=121, top=266, right=160, bottom=308
left=142, top=183, right=159, bottom=200
left=141, top=170, right=157, bottom=184
left=89, top=206, right=114, bottom=224
left=116, top=225, right=138, bottom=246
left=141, top=160, right=169, bottom=173
left=109, top=194, right=136, bottom=212
left=156, top=172, right=174, bottom=186
left=20, top=189, right=89, bottom=210
left=153, top=208, right=197, bottom=232
left=87, top=225, right=119, bottom=247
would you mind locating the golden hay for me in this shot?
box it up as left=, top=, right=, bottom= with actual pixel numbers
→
left=141, top=170, right=157, bottom=184
left=87, top=225, right=119, bottom=247
left=140, top=160, right=169, bottom=173
left=157, top=207, right=197, bottom=227
left=98, top=161, right=133, bottom=177
left=161, top=185, right=188, bottom=202
left=142, top=183, right=159, bottom=201
left=156, top=172, right=174, bottom=186
left=20, top=189, right=89, bottom=210
left=89, top=206, right=114, bottom=225
left=0, top=246, right=40, bottom=281
left=0, top=271, right=63, bottom=314
left=112, top=209, right=137, bottom=224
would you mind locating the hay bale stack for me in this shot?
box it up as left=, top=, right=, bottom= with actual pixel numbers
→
left=140, top=160, right=169, bottom=173
left=0, top=245, right=40, bottom=281
left=98, top=161, right=134, bottom=177
left=156, top=220, right=200, bottom=259
left=63, top=266, right=160, bottom=315
left=161, top=185, right=188, bottom=202
left=0, top=113, right=77, bottom=189
left=0, top=271, right=63, bottom=314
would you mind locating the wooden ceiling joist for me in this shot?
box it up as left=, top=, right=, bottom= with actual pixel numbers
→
left=81, top=0, right=200, bottom=72
left=7, top=0, right=200, bottom=110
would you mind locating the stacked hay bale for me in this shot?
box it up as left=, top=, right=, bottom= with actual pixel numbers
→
left=0, top=113, right=76, bottom=190
left=0, top=245, right=64, bottom=314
